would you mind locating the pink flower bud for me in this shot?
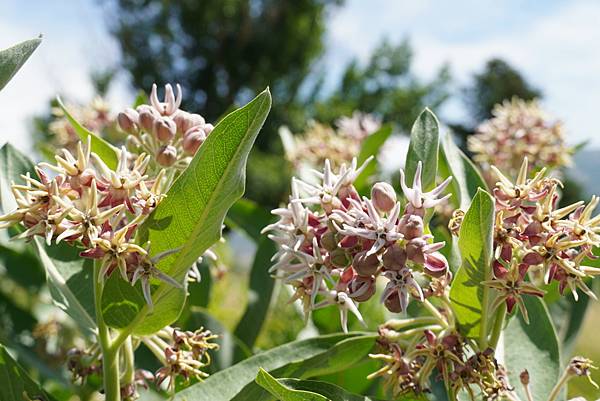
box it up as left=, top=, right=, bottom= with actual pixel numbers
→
left=182, top=127, right=206, bottom=155
left=371, top=182, right=396, bottom=212
left=348, top=275, right=376, bottom=302
left=423, top=252, right=448, bottom=277
left=204, top=123, right=214, bottom=135
left=398, top=214, right=424, bottom=239
left=406, top=238, right=426, bottom=264
left=154, top=116, right=177, bottom=142
left=352, top=251, right=380, bottom=276
left=382, top=243, right=407, bottom=270
left=117, top=108, right=139, bottom=132
left=156, top=145, right=177, bottom=166
left=173, top=111, right=206, bottom=134
left=137, top=105, right=159, bottom=132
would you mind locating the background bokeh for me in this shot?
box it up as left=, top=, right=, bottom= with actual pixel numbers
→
left=1, top=1, right=600, bottom=399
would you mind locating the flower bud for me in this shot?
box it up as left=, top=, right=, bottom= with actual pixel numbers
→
left=330, top=248, right=351, bottom=268
left=173, top=111, right=206, bottom=134
left=154, top=116, right=177, bottom=142
left=398, top=214, right=424, bottom=239
left=352, top=251, right=380, bottom=276
left=204, top=123, right=215, bottom=135
left=406, top=238, right=426, bottom=264
left=423, top=252, right=448, bottom=277
left=383, top=291, right=403, bottom=313
left=117, top=108, right=139, bottom=133
left=371, top=182, right=396, bottom=212
left=182, top=127, right=207, bottom=155
left=348, top=275, right=376, bottom=302
left=156, top=145, right=177, bottom=167
left=382, top=243, right=406, bottom=270
left=137, top=105, right=159, bottom=132
left=321, top=231, right=338, bottom=252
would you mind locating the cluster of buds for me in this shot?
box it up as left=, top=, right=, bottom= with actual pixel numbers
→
left=468, top=98, right=572, bottom=183
left=141, top=326, right=219, bottom=392
left=370, top=325, right=512, bottom=399
left=281, top=111, right=381, bottom=169
left=49, top=97, right=115, bottom=153
left=466, top=159, right=600, bottom=322
left=118, top=84, right=214, bottom=169
left=66, top=347, right=102, bottom=384
left=0, top=136, right=183, bottom=308
left=263, top=157, right=453, bottom=332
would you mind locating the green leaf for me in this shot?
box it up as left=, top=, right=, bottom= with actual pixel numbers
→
left=233, top=236, right=277, bottom=359
left=102, top=89, right=272, bottom=335
left=256, top=369, right=328, bottom=401
left=0, top=36, right=41, bottom=92
left=280, top=379, right=398, bottom=401
left=173, top=332, right=376, bottom=401
left=503, top=297, right=561, bottom=401
left=56, top=96, right=119, bottom=170
left=405, top=109, right=439, bottom=191
left=549, top=288, right=590, bottom=356
left=438, top=133, right=487, bottom=209
left=0, top=344, right=55, bottom=401
left=353, top=124, right=393, bottom=193
left=33, top=239, right=96, bottom=335
left=449, top=189, right=495, bottom=340
left=0, top=143, right=36, bottom=214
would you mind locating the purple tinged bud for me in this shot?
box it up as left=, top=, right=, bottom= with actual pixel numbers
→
left=117, top=108, right=139, bottom=132
left=353, top=251, right=380, bottom=276
left=154, top=116, right=177, bottom=142
left=156, top=145, right=177, bottom=166
left=173, top=111, right=206, bottom=134
left=204, top=123, right=215, bottom=135
left=398, top=214, right=424, bottom=240
left=137, top=105, right=159, bottom=132
left=348, top=275, right=376, bottom=302
left=406, top=238, right=427, bottom=264
left=182, top=126, right=207, bottom=155
left=371, top=182, right=397, bottom=212
left=382, top=243, right=407, bottom=270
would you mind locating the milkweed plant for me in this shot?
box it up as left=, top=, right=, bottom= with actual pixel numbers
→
left=0, top=37, right=599, bottom=401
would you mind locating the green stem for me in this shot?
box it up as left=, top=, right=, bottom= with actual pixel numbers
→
left=547, top=368, right=570, bottom=401
left=122, top=337, right=135, bottom=386
left=488, top=302, right=507, bottom=349
left=94, top=262, right=120, bottom=401
left=422, top=299, right=448, bottom=327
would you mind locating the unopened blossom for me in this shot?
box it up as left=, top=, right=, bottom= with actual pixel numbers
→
left=469, top=97, right=572, bottom=183
left=264, top=157, right=452, bottom=331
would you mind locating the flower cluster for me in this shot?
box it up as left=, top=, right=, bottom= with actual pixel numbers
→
left=117, top=84, right=214, bottom=169
left=48, top=97, right=115, bottom=152
left=370, top=325, right=511, bottom=399
left=0, top=131, right=178, bottom=310
left=263, top=157, right=452, bottom=332
left=457, top=159, right=600, bottom=322
left=468, top=98, right=572, bottom=183
left=281, top=111, right=381, bottom=169
left=142, top=326, right=219, bottom=392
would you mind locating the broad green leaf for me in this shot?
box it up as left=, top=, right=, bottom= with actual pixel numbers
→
left=438, top=133, right=487, bottom=209
left=173, top=332, right=376, bottom=401
left=405, top=109, right=439, bottom=191
left=256, top=369, right=328, bottom=401
left=233, top=237, right=277, bottom=359
left=0, top=36, right=41, bottom=92
left=279, top=379, right=395, bottom=401
left=503, top=297, right=561, bottom=401
left=33, top=239, right=96, bottom=335
left=187, top=262, right=212, bottom=308
left=56, top=96, right=119, bottom=170
left=549, top=289, right=590, bottom=356
left=0, top=143, right=36, bottom=214
left=449, top=189, right=495, bottom=340
left=353, top=124, right=393, bottom=193
left=0, top=344, right=55, bottom=401
left=102, top=89, right=271, bottom=335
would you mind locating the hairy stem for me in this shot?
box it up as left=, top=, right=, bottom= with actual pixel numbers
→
left=94, top=262, right=120, bottom=401
left=488, top=302, right=507, bottom=349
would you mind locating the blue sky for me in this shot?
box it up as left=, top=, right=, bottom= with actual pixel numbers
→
left=2, top=0, right=600, bottom=151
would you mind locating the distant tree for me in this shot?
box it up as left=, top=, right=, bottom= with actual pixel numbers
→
left=104, top=1, right=452, bottom=206
left=452, top=58, right=541, bottom=148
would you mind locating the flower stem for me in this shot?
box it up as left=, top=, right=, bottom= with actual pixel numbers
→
left=122, top=336, right=135, bottom=386
left=422, top=299, right=448, bottom=327
left=94, top=262, right=121, bottom=401
left=547, top=368, right=570, bottom=401
left=488, top=302, right=507, bottom=349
